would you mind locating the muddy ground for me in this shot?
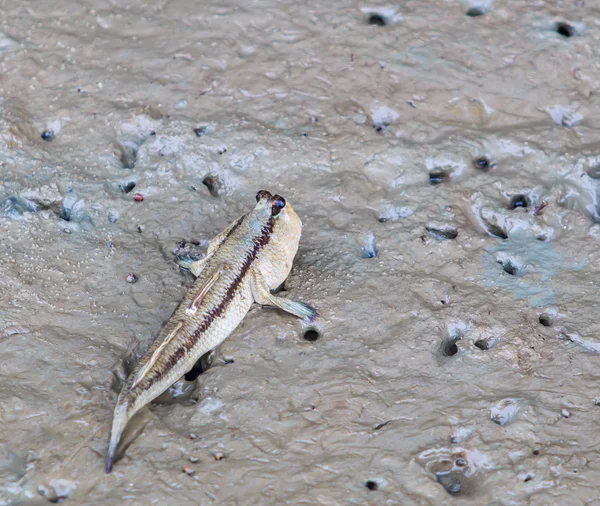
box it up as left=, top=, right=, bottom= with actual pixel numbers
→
left=2, top=0, right=600, bottom=504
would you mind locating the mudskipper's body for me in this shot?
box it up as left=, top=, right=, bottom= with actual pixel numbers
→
left=106, top=190, right=317, bottom=472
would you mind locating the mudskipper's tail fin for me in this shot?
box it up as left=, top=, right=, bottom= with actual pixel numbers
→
left=106, top=401, right=129, bottom=473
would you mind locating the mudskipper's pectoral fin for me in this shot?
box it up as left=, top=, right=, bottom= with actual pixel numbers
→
left=176, top=256, right=208, bottom=277
left=250, top=267, right=318, bottom=321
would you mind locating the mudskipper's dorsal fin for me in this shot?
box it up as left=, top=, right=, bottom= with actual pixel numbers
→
left=185, top=270, right=221, bottom=316
left=130, top=321, right=183, bottom=390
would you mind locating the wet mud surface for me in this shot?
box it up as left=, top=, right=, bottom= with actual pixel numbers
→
left=2, top=0, right=600, bottom=504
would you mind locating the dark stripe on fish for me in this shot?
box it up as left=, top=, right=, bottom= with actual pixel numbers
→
left=141, top=216, right=274, bottom=390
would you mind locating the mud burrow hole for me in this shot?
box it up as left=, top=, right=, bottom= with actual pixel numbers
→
left=303, top=328, right=321, bottom=342
left=538, top=313, right=553, bottom=327
left=555, top=21, right=575, bottom=38
left=466, top=7, right=486, bottom=17
left=367, top=13, right=387, bottom=26
left=509, top=194, right=530, bottom=210
left=498, top=258, right=519, bottom=276
left=440, top=338, right=459, bottom=356
left=202, top=175, right=222, bottom=197
left=184, top=350, right=214, bottom=381
left=473, top=156, right=491, bottom=171
left=365, top=480, right=379, bottom=491
left=429, top=169, right=450, bottom=185
left=120, top=181, right=136, bottom=194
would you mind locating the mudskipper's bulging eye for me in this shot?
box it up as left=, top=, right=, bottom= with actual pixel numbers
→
left=272, top=195, right=286, bottom=216
left=256, top=190, right=272, bottom=202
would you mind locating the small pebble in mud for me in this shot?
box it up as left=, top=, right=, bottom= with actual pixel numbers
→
left=490, top=398, right=526, bottom=425
left=455, top=458, right=467, bottom=467
left=436, top=471, right=463, bottom=495
left=126, top=273, right=137, bottom=283
left=41, top=130, right=55, bottom=141
left=137, top=225, right=143, bottom=233
left=561, top=409, right=570, bottom=418
left=473, top=157, right=490, bottom=170
left=361, top=232, right=378, bottom=258
left=474, top=339, right=490, bottom=350
left=63, top=228, right=71, bottom=234
left=212, top=451, right=224, bottom=460
left=217, top=147, right=227, bottom=155
left=188, top=433, right=197, bottom=440
left=183, top=466, right=195, bottom=475
left=189, top=456, right=199, bottom=463
left=509, top=195, right=530, bottom=210
left=133, top=193, right=144, bottom=202
left=538, top=313, right=553, bottom=327
left=365, top=480, right=379, bottom=491
left=223, top=355, right=235, bottom=364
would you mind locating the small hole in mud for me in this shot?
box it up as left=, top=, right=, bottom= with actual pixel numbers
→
left=194, top=126, right=207, bottom=137
left=184, top=351, right=213, bottom=381
left=473, top=156, right=490, bottom=170
left=426, top=224, right=458, bottom=240
left=587, top=166, right=600, bottom=179
left=120, top=181, right=136, bottom=194
left=202, top=175, right=221, bottom=197
left=429, top=170, right=449, bottom=185
left=41, top=130, right=55, bottom=142
left=555, top=21, right=575, bottom=37
left=365, top=480, right=379, bottom=491
left=539, top=313, right=553, bottom=327
left=474, top=339, right=489, bottom=350
left=486, top=223, right=508, bottom=240
left=58, top=207, right=72, bottom=222
left=509, top=195, right=530, bottom=210
left=367, top=13, right=387, bottom=26
left=466, top=7, right=485, bottom=16
left=303, top=329, right=320, bottom=342
left=119, top=145, right=137, bottom=169
left=498, top=259, right=518, bottom=275
left=533, top=449, right=540, bottom=455
left=440, top=338, right=459, bottom=356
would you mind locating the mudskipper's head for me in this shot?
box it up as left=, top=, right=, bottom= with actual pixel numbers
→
left=254, top=190, right=301, bottom=233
